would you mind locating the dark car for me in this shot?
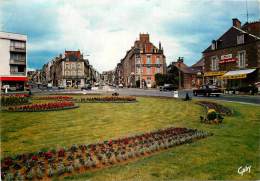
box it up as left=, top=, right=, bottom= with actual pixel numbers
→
left=81, top=84, right=92, bottom=90
left=160, top=84, right=178, bottom=91
left=193, top=85, right=222, bottom=97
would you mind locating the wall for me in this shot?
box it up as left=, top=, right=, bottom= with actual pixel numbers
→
left=0, top=38, right=10, bottom=76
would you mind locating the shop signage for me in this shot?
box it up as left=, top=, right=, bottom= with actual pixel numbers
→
left=221, top=74, right=247, bottom=79
left=219, top=54, right=237, bottom=64
left=221, top=54, right=232, bottom=60
left=219, top=58, right=238, bottom=64
left=204, top=71, right=227, bottom=77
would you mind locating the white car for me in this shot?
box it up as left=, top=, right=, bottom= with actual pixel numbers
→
left=119, top=84, right=123, bottom=88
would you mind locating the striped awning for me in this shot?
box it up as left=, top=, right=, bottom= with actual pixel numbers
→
left=221, top=69, right=256, bottom=79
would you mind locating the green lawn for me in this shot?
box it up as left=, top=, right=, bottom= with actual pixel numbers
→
left=1, top=97, right=260, bottom=180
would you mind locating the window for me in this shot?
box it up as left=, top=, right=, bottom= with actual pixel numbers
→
left=156, top=67, right=161, bottom=73
left=65, top=71, right=70, bottom=76
left=10, top=41, right=25, bottom=49
left=147, top=67, right=151, bottom=74
left=147, top=56, right=151, bottom=64
left=156, top=57, right=160, bottom=64
left=211, top=56, right=219, bottom=71
left=78, top=71, right=82, bottom=75
left=237, top=34, right=244, bottom=45
left=147, top=76, right=151, bottom=80
left=77, top=63, right=81, bottom=68
left=71, top=63, right=76, bottom=69
left=238, top=51, right=246, bottom=68
left=10, top=53, right=25, bottom=61
left=65, top=63, right=70, bottom=69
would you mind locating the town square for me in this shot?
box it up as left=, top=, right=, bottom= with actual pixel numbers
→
left=0, top=0, right=260, bottom=180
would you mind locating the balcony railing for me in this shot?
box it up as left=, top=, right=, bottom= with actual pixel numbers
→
left=10, top=59, right=26, bottom=65
left=10, top=71, right=26, bottom=76
left=10, top=46, right=26, bottom=52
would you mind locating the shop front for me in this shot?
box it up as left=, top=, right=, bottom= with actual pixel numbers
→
left=221, top=69, right=257, bottom=93
left=204, top=71, right=226, bottom=87
left=0, top=76, right=28, bottom=91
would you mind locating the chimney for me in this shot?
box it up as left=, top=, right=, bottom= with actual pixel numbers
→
left=232, top=18, right=241, bottom=28
left=177, top=57, right=184, bottom=63
left=139, top=33, right=149, bottom=42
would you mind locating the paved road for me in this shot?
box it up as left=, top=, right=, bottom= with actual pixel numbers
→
left=31, top=87, right=260, bottom=105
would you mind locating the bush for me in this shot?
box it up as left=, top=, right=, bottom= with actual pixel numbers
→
left=1, top=95, right=29, bottom=106
left=207, top=109, right=217, bottom=120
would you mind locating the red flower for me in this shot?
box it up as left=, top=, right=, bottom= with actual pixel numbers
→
left=31, top=155, right=38, bottom=161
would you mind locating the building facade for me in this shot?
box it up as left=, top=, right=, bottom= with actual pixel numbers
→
left=0, top=31, right=27, bottom=91
left=44, top=50, right=99, bottom=88
left=167, top=57, right=199, bottom=89
left=202, top=18, right=260, bottom=90
left=49, top=51, right=90, bottom=87
left=118, top=33, right=166, bottom=88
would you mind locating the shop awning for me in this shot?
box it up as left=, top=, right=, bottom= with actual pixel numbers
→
left=0, top=76, right=28, bottom=81
left=221, top=69, right=256, bottom=79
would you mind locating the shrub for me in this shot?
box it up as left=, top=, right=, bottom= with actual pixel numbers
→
left=1, top=95, right=29, bottom=106
left=207, top=109, right=217, bottom=120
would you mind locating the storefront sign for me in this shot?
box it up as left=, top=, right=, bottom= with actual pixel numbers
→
left=219, top=54, right=237, bottom=64
left=221, top=74, right=247, bottom=79
left=219, top=58, right=238, bottom=64
left=204, top=71, right=227, bottom=77
left=221, top=54, right=232, bottom=60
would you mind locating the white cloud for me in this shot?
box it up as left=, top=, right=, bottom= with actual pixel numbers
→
left=10, top=0, right=259, bottom=71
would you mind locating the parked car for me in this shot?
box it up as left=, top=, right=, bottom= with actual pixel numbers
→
left=81, top=84, right=92, bottom=90
left=58, top=85, right=65, bottom=89
left=193, top=85, right=222, bottom=97
left=47, top=83, right=53, bottom=89
left=118, top=84, right=123, bottom=88
left=159, top=84, right=177, bottom=91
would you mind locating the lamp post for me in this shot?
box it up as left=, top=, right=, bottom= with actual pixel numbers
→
left=178, top=61, right=181, bottom=90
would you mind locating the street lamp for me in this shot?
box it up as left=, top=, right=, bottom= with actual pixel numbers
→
left=177, top=61, right=181, bottom=90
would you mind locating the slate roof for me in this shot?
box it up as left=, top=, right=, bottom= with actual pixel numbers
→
left=203, top=22, right=260, bottom=53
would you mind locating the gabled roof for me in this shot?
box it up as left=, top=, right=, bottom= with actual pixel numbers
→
left=191, top=58, right=204, bottom=68
left=203, top=24, right=260, bottom=53
left=171, top=62, right=196, bottom=74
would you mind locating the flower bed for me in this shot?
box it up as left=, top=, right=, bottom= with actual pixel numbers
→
left=6, top=101, right=78, bottom=112
left=33, top=96, right=73, bottom=100
left=1, top=94, right=30, bottom=106
left=197, top=101, right=232, bottom=116
left=76, top=96, right=136, bottom=103
left=1, top=127, right=212, bottom=180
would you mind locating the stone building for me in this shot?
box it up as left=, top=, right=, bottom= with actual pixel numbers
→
left=202, top=18, right=260, bottom=89
left=49, top=50, right=93, bottom=88
left=118, top=33, right=166, bottom=88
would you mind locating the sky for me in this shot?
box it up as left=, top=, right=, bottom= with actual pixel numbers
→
left=0, top=0, right=259, bottom=72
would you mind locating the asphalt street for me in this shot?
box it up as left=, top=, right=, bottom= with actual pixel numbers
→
left=31, top=87, right=260, bottom=105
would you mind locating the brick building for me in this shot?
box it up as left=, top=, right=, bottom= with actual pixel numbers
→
left=202, top=18, right=260, bottom=90
left=167, top=57, right=200, bottom=89
left=117, top=33, right=166, bottom=88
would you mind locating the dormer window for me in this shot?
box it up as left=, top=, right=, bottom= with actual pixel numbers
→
left=211, top=40, right=216, bottom=50
left=237, top=34, right=244, bottom=45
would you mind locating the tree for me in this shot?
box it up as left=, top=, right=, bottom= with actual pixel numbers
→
left=155, top=73, right=166, bottom=86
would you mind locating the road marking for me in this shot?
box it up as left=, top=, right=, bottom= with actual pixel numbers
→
left=225, top=100, right=260, bottom=106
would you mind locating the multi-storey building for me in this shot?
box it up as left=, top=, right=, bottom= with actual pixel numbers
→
left=0, top=31, right=27, bottom=91
left=101, top=70, right=115, bottom=85
left=202, top=18, right=260, bottom=89
left=114, top=62, right=123, bottom=85
left=49, top=51, right=90, bottom=87
left=119, top=33, right=166, bottom=88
